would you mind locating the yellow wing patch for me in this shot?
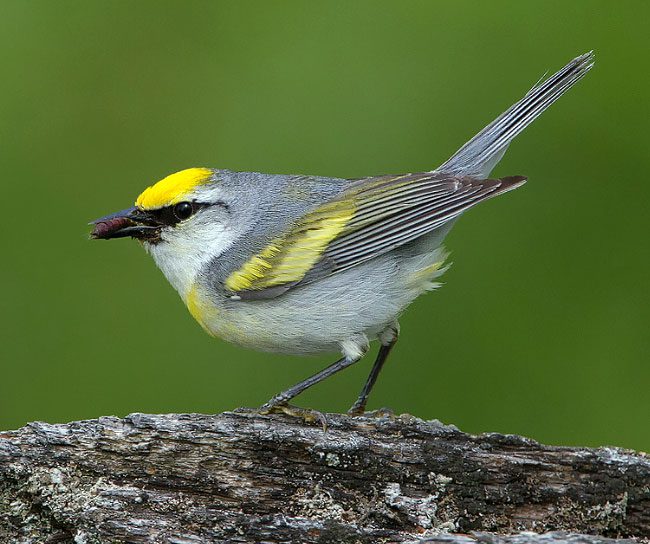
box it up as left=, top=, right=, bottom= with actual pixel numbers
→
left=225, top=199, right=356, bottom=292
left=135, top=167, right=212, bottom=210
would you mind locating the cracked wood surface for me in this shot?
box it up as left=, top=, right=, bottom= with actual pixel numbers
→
left=0, top=410, right=648, bottom=543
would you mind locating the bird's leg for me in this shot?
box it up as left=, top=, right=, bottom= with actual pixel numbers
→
left=259, top=352, right=363, bottom=415
left=348, top=323, right=399, bottom=415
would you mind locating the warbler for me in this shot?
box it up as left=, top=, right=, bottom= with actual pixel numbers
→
left=92, top=52, right=593, bottom=415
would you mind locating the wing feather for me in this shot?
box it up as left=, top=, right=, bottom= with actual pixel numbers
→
left=225, top=172, right=525, bottom=300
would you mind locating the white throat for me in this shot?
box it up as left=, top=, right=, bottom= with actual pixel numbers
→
left=145, top=221, right=233, bottom=300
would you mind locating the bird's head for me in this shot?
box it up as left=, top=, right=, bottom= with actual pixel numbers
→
left=91, top=168, right=238, bottom=295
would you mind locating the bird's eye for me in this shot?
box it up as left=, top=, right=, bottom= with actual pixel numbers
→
left=173, top=201, right=194, bottom=221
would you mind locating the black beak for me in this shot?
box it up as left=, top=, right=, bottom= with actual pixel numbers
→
left=90, top=207, right=161, bottom=241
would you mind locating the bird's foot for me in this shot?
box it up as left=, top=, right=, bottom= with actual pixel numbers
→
left=258, top=401, right=328, bottom=431
left=347, top=405, right=396, bottom=419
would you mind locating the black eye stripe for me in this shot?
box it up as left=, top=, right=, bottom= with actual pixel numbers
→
left=150, top=207, right=179, bottom=226
left=149, top=201, right=211, bottom=227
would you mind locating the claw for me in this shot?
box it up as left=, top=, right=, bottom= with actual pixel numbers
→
left=367, top=406, right=396, bottom=419
left=348, top=406, right=396, bottom=420
left=258, top=402, right=328, bottom=431
left=347, top=404, right=366, bottom=416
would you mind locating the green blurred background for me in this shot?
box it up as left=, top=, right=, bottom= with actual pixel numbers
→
left=1, top=1, right=648, bottom=450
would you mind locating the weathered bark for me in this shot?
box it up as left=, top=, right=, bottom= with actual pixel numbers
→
left=0, top=410, right=648, bottom=543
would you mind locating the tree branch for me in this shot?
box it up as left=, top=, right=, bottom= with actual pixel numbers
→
left=1, top=411, right=648, bottom=543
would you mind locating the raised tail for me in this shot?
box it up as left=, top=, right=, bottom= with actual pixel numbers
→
left=436, top=51, right=594, bottom=177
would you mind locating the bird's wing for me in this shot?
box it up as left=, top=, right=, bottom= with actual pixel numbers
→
left=224, top=172, right=526, bottom=300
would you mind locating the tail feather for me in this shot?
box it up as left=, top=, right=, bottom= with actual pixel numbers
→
left=436, top=51, right=594, bottom=177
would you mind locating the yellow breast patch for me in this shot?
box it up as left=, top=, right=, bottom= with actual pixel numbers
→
left=186, top=282, right=254, bottom=344
left=186, top=283, right=218, bottom=335
left=135, top=167, right=212, bottom=210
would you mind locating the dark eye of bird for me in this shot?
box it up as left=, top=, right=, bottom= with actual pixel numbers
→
left=173, top=201, right=194, bottom=221
left=148, top=200, right=211, bottom=227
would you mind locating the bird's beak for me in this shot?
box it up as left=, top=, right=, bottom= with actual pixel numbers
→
left=90, top=207, right=161, bottom=241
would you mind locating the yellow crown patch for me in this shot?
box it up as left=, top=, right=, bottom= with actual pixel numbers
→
left=135, top=168, right=212, bottom=210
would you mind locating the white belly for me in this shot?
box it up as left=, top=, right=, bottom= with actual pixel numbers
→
left=186, top=246, right=447, bottom=356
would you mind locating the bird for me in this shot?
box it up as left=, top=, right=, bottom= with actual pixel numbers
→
left=91, top=52, right=593, bottom=416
